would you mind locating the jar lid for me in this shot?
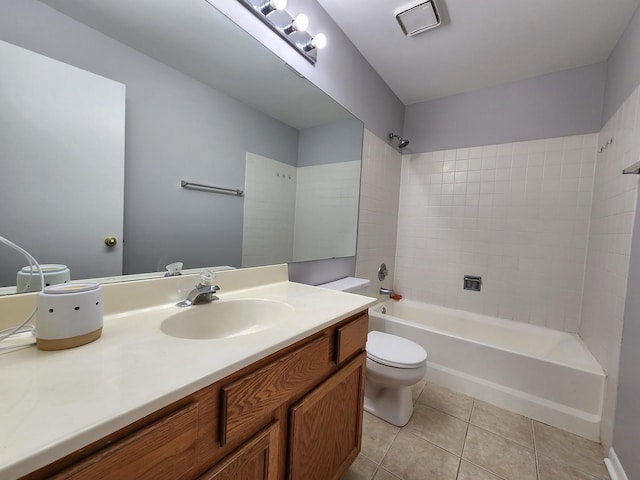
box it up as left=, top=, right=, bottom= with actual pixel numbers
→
left=21, top=264, right=68, bottom=274
left=43, top=282, right=100, bottom=294
left=366, top=331, right=427, bottom=368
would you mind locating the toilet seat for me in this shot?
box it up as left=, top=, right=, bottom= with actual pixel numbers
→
left=366, top=331, right=427, bottom=369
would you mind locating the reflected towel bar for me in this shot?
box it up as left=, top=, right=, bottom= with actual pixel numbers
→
left=181, top=180, right=244, bottom=196
left=622, top=161, right=640, bottom=175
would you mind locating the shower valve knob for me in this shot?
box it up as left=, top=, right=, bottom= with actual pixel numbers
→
left=104, top=236, right=118, bottom=247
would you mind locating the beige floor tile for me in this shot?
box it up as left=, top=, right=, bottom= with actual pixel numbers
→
left=361, top=412, right=400, bottom=463
left=404, top=403, right=468, bottom=455
left=417, top=382, right=474, bottom=421
left=372, top=468, right=402, bottom=480
left=457, top=461, right=505, bottom=480
left=537, top=454, right=608, bottom=480
left=470, top=400, right=533, bottom=448
left=382, top=431, right=460, bottom=480
left=342, top=454, right=378, bottom=480
left=533, top=421, right=608, bottom=479
left=462, top=425, right=536, bottom=480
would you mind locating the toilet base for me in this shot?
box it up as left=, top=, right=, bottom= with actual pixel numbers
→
left=364, top=381, right=414, bottom=427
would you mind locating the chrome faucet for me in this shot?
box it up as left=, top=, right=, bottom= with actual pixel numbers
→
left=177, top=270, right=220, bottom=307
left=379, top=287, right=394, bottom=296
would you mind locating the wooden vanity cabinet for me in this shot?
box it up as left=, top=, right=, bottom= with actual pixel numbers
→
left=289, top=353, right=366, bottom=480
left=21, top=311, right=368, bottom=480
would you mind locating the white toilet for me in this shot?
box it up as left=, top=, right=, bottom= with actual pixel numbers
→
left=364, top=331, right=427, bottom=427
left=316, top=277, right=428, bottom=426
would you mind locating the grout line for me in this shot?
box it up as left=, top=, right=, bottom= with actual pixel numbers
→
left=532, top=419, right=541, bottom=480
left=455, top=399, right=473, bottom=479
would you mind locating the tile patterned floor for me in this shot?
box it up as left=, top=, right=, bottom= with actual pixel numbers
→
left=344, top=380, right=610, bottom=480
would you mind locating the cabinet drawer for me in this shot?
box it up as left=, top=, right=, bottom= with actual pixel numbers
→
left=335, top=314, right=368, bottom=364
left=220, top=334, right=332, bottom=446
left=52, top=402, right=198, bottom=480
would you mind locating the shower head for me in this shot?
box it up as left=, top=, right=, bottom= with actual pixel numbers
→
left=389, top=132, right=410, bottom=149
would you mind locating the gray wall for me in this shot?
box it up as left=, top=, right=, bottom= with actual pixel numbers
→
left=298, top=118, right=363, bottom=167
left=608, top=3, right=640, bottom=475
left=603, top=5, right=640, bottom=124
left=403, top=62, right=607, bottom=153
left=208, top=0, right=405, bottom=146
left=0, top=0, right=299, bottom=275
left=613, top=191, right=640, bottom=479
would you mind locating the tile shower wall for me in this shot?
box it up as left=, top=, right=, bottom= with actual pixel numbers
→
left=242, top=153, right=296, bottom=267
left=395, top=134, right=598, bottom=332
left=243, top=155, right=360, bottom=267
left=293, top=161, right=360, bottom=261
left=580, top=84, right=640, bottom=446
left=355, top=129, right=402, bottom=298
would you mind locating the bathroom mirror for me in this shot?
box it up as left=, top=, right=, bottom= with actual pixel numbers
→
left=0, top=0, right=363, bottom=292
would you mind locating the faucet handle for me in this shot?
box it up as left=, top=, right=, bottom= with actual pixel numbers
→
left=199, top=269, right=216, bottom=286
left=164, top=262, right=183, bottom=277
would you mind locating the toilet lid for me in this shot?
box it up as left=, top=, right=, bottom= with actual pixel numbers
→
left=366, top=331, right=427, bottom=369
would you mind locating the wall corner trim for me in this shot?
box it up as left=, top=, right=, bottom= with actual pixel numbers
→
left=605, top=448, right=630, bottom=480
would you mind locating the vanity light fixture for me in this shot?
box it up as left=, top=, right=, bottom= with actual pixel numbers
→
left=237, top=0, right=327, bottom=64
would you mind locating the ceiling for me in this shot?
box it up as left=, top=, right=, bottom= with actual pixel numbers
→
left=317, top=0, right=640, bottom=105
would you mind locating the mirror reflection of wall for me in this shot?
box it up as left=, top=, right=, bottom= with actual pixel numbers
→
left=0, top=39, right=126, bottom=288
left=0, top=0, right=364, bottom=291
left=243, top=118, right=363, bottom=267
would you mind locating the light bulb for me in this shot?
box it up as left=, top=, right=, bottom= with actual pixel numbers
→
left=294, top=13, right=309, bottom=32
left=284, top=13, right=309, bottom=34
left=259, top=0, right=287, bottom=15
left=312, top=33, right=327, bottom=49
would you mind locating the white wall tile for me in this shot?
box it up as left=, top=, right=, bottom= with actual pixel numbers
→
left=580, top=85, right=640, bottom=446
left=395, top=134, right=598, bottom=332
left=242, top=153, right=296, bottom=267
left=292, top=161, right=360, bottom=262
left=355, top=130, right=402, bottom=298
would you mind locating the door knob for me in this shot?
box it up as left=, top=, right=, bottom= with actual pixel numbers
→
left=104, top=236, right=118, bottom=247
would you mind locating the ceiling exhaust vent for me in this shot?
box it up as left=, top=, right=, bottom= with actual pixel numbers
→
left=395, top=0, right=441, bottom=37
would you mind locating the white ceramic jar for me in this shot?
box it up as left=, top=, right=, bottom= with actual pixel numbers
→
left=36, top=282, right=103, bottom=350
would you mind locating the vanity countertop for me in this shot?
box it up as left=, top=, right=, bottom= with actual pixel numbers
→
left=0, top=264, right=376, bottom=479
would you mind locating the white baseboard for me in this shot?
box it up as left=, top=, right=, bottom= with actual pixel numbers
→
left=605, top=448, right=629, bottom=480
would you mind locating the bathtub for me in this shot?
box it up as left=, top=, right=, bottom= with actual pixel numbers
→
left=368, top=300, right=605, bottom=441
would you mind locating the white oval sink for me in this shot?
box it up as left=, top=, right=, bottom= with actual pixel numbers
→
left=160, top=299, right=295, bottom=339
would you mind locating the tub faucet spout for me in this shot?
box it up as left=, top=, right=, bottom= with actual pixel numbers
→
left=379, top=287, right=394, bottom=296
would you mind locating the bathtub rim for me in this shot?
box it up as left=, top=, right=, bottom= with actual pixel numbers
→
left=369, top=300, right=604, bottom=376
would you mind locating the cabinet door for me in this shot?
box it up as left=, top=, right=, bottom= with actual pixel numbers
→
left=200, top=422, right=279, bottom=480
left=288, top=353, right=366, bottom=480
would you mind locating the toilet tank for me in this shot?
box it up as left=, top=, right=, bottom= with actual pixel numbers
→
left=317, top=277, right=370, bottom=295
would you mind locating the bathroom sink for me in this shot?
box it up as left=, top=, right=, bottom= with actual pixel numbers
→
left=160, top=298, right=295, bottom=339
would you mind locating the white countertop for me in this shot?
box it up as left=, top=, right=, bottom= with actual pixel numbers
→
left=0, top=265, right=375, bottom=478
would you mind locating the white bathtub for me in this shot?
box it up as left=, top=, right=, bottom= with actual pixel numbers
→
left=368, top=300, right=605, bottom=441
